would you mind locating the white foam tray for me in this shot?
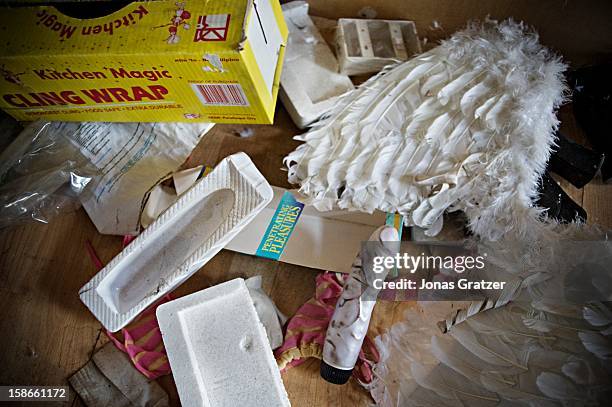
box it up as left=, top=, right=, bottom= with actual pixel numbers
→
left=157, top=278, right=290, bottom=407
left=79, top=153, right=273, bottom=332
left=280, top=1, right=353, bottom=129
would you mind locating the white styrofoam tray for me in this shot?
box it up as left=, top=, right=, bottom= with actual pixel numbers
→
left=279, top=1, right=353, bottom=129
left=79, top=152, right=273, bottom=332
left=157, top=278, right=290, bottom=407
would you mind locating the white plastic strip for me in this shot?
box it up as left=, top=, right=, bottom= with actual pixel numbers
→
left=79, top=153, right=273, bottom=332
left=355, top=19, right=374, bottom=58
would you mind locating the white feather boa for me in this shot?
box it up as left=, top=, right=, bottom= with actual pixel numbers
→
left=284, top=19, right=567, bottom=240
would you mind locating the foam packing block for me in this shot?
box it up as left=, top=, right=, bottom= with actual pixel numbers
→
left=279, top=1, right=353, bottom=129
left=157, top=278, right=291, bottom=407
left=79, top=153, right=273, bottom=332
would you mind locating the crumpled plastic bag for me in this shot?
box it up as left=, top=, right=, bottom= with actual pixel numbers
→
left=0, top=121, right=98, bottom=228
left=246, top=275, right=287, bottom=349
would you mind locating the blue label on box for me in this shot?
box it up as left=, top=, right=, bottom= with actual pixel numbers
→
left=386, top=212, right=404, bottom=277
left=256, top=191, right=304, bottom=260
left=385, top=212, right=404, bottom=240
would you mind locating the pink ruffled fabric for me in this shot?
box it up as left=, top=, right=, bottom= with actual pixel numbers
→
left=274, top=272, right=380, bottom=385
left=105, top=296, right=172, bottom=379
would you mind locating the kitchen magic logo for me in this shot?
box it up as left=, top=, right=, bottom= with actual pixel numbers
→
left=35, top=6, right=149, bottom=40
left=2, top=67, right=174, bottom=109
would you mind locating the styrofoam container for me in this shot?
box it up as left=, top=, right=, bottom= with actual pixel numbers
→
left=79, top=153, right=273, bottom=332
left=336, top=18, right=421, bottom=76
left=279, top=1, right=353, bottom=129
left=157, top=278, right=291, bottom=407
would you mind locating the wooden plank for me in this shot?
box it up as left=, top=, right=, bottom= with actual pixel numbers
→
left=0, top=209, right=116, bottom=404
left=583, top=179, right=612, bottom=229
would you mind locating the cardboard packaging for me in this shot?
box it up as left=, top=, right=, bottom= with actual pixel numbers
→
left=336, top=18, right=421, bottom=75
left=226, top=186, right=387, bottom=273
left=0, top=0, right=287, bottom=124
left=279, top=1, right=353, bottom=129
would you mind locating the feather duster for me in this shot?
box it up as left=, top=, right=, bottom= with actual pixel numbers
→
left=284, top=19, right=567, bottom=240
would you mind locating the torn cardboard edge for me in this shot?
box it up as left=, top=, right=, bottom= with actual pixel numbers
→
left=279, top=1, right=353, bottom=129
left=157, top=278, right=290, bottom=407
left=140, top=165, right=211, bottom=229
left=80, top=152, right=273, bottom=332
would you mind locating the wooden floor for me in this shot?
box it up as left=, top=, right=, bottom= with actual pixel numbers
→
left=0, top=104, right=610, bottom=406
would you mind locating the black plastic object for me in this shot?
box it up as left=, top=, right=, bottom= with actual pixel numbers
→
left=570, top=64, right=612, bottom=183
left=320, top=360, right=352, bottom=385
left=548, top=132, right=604, bottom=188
left=52, top=2, right=131, bottom=19
left=537, top=172, right=587, bottom=223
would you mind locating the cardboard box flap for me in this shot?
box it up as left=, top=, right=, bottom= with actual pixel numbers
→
left=246, top=0, right=285, bottom=96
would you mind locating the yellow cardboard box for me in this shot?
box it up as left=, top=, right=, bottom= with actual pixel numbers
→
left=0, top=0, right=287, bottom=124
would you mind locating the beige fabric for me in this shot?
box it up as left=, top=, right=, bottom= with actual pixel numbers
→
left=69, top=343, right=169, bottom=407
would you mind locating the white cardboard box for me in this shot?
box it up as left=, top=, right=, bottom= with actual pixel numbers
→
left=226, top=186, right=386, bottom=272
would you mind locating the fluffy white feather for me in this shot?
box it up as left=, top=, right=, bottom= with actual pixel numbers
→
left=366, top=223, right=612, bottom=406
left=284, top=19, right=567, bottom=240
